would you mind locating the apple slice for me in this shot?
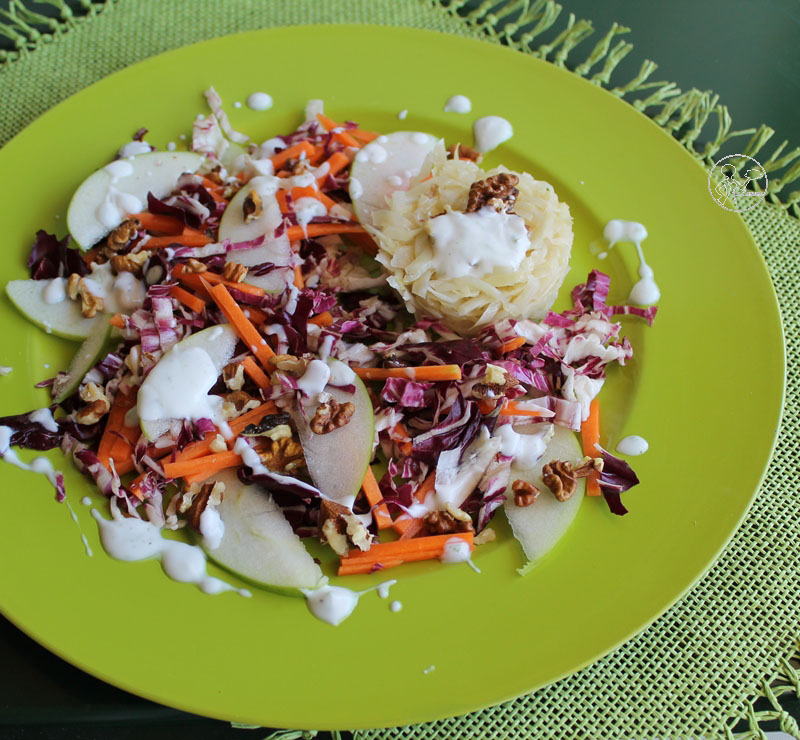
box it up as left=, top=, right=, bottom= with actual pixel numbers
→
left=217, top=176, right=292, bottom=294
left=503, top=424, right=585, bottom=570
left=294, top=360, right=374, bottom=504
left=136, top=324, right=237, bottom=441
left=52, top=321, right=113, bottom=403
left=67, top=151, right=205, bottom=249
left=349, top=131, right=438, bottom=228
left=202, top=469, right=325, bottom=594
left=6, top=279, right=103, bottom=340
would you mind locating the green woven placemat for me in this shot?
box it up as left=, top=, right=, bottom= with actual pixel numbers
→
left=2, top=1, right=799, bottom=738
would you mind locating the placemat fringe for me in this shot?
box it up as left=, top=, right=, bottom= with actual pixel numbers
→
left=435, top=0, right=800, bottom=215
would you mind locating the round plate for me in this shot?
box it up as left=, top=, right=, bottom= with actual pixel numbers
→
left=0, top=25, right=784, bottom=730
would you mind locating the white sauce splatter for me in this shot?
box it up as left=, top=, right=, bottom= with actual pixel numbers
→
left=389, top=600, right=402, bottom=613
left=43, top=277, right=66, bottom=305
left=91, top=503, right=249, bottom=597
left=444, top=94, right=471, bottom=113
left=118, top=140, right=151, bottom=158
left=0, top=425, right=62, bottom=491
left=65, top=500, right=93, bottom=557
left=423, top=665, right=436, bottom=675
left=616, top=435, right=649, bottom=456
left=0, top=366, right=12, bottom=376
left=246, top=92, right=273, bottom=111
left=28, top=408, right=58, bottom=433
left=296, top=359, right=331, bottom=397
left=167, top=141, right=176, bottom=152
left=473, top=116, right=513, bottom=152
left=602, top=220, right=660, bottom=305
left=440, top=537, right=480, bottom=573
left=301, top=579, right=400, bottom=626
left=397, top=109, right=408, bottom=120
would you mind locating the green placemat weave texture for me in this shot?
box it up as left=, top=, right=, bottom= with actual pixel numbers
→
left=1, top=1, right=798, bottom=738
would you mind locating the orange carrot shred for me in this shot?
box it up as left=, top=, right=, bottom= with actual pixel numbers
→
left=499, top=336, right=526, bottom=354
left=499, top=400, right=546, bottom=417
left=169, top=285, right=206, bottom=314
left=581, top=399, right=602, bottom=496
left=130, top=212, right=184, bottom=235
left=109, top=313, right=126, bottom=329
left=361, top=467, right=392, bottom=530
left=241, top=356, right=270, bottom=389
left=293, top=265, right=304, bottom=290
left=308, top=311, right=333, bottom=327
left=354, top=365, right=461, bottom=382
left=271, top=141, right=315, bottom=171
left=285, top=223, right=367, bottom=242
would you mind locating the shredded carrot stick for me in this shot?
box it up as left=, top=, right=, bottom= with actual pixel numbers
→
left=97, top=393, right=136, bottom=469
left=333, top=130, right=362, bottom=149
left=169, top=285, right=206, bottom=314
left=499, top=400, right=546, bottom=417
left=293, top=265, right=304, bottom=290
left=163, top=450, right=242, bottom=480
left=392, top=473, right=435, bottom=535
left=397, top=518, right=426, bottom=540
left=241, top=356, right=270, bottom=389
left=285, top=223, right=368, bottom=242
left=354, top=365, right=462, bottom=382
left=200, top=177, right=226, bottom=203
left=144, top=230, right=211, bottom=248
left=361, top=467, right=393, bottom=530
left=315, top=113, right=343, bottom=131
left=289, top=186, right=340, bottom=213
left=109, top=313, right=126, bottom=329
left=581, top=399, right=602, bottom=496
left=275, top=189, right=289, bottom=214
left=130, top=212, right=185, bottom=235
left=338, top=532, right=473, bottom=575
left=350, top=129, right=379, bottom=143
left=477, top=398, right=497, bottom=415
left=203, top=281, right=276, bottom=370
left=316, top=151, right=350, bottom=188
left=271, top=141, right=315, bottom=171
left=308, top=311, right=333, bottom=327
left=391, top=422, right=413, bottom=457
left=499, top=336, right=526, bottom=354
left=173, top=263, right=265, bottom=297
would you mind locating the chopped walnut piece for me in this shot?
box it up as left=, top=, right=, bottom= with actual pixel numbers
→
left=224, top=391, right=259, bottom=413
left=242, top=189, right=263, bottom=223
left=76, top=279, right=104, bottom=318
left=472, top=366, right=519, bottom=400
left=105, top=217, right=141, bottom=252
left=110, top=250, right=148, bottom=276
left=542, top=460, right=578, bottom=501
left=424, top=509, right=474, bottom=535
left=465, top=173, right=519, bottom=214
left=209, top=434, right=227, bottom=453
left=573, top=456, right=604, bottom=478
left=318, top=499, right=372, bottom=556
left=474, top=527, right=496, bottom=546
left=445, top=502, right=473, bottom=524
left=259, top=436, right=306, bottom=474
left=447, top=143, right=483, bottom=163
left=75, top=382, right=111, bottom=424
left=512, top=479, right=539, bottom=507
left=222, top=261, right=248, bottom=283
left=269, top=354, right=308, bottom=375
left=184, top=480, right=226, bottom=532
left=185, top=258, right=208, bottom=273
left=66, top=273, right=81, bottom=300
left=222, top=362, right=245, bottom=391
left=310, top=398, right=355, bottom=434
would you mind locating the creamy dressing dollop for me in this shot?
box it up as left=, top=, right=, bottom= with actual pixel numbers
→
left=616, top=435, right=649, bottom=456
left=602, top=220, right=660, bottom=305
left=473, top=116, right=513, bottom=152
left=444, top=94, right=471, bottom=113
left=425, top=208, right=530, bottom=279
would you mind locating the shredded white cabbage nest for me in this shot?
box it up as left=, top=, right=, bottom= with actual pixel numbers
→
left=368, top=144, right=573, bottom=334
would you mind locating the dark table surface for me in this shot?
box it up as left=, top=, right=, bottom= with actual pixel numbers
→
left=1, top=1, right=798, bottom=738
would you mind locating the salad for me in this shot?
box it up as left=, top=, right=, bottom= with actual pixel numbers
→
left=0, top=90, right=655, bottom=624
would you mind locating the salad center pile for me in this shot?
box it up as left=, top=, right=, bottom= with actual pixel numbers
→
left=1, top=90, right=656, bottom=625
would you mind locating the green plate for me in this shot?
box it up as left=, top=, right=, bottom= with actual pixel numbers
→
left=0, top=25, right=785, bottom=730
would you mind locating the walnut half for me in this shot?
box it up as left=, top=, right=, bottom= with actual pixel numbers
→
left=465, top=173, right=519, bottom=214
left=310, top=398, right=355, bottom=434
left=541, top=460, right=577, bottom=501
left=512, top=479, right=539, bottom=507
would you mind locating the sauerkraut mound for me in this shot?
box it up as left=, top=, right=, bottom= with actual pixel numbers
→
left=370, top=144, right=573, bottom=334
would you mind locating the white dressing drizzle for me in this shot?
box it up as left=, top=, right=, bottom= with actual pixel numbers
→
left=425, top=208, right=529, bottom=279
left=65, top=500, right=93, bottom=557
left=296, top=359, right=331, bottom=397
left=327, top=359, right=356, bottom=386
left=301, top=579, right=398, bottom=626
left=294, top=197, right=327, bottom=230
left=397, top=109, right=408, bottom=120
left=440, top=537, right=481, bottom=573
left=602, top=220, right=660, bottom=305
left=81, top=496, right=92, bottom=506
left=0, top=366, right=12, bottom=376
left=43, top=277, right=66, bottom=305
left=118, top=140, right=151, bottom=158
left=390, top=600, right=403, bottom=613
left=0, top=425, right=62, bottom=490
left=473, top=116, right=513, bottom=152
left=29, top=407, right=58, bottom=433
left=423, top=665, right=436, bottom=675
left=444, top=94, right=471, bottom=113
left=616, top=435, right=649, bottom=456
left=91, top=503, right=250, bottom=597
left=246, top=92, right=273, bottom=111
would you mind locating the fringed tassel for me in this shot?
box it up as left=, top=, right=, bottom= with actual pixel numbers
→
left=435, top=0, right=800, bottom=215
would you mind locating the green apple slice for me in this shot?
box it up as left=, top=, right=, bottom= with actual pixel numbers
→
left=52, top=321, right=113, bottom=403
left=67, top=151, right=205, bottom=249
left=349, top=131, right=438, bottom=228
left=294, top=361, right=374, bottom=504
left=137, top=323, right=237, bottom=441
left=202, top=469, right=325, bottom=594
left=6, top=279, right=103, bottom=340
left=218, top=177, right=292, bottom=294
left=503, top=424, right=585, bottom=571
